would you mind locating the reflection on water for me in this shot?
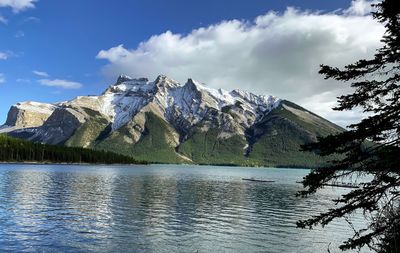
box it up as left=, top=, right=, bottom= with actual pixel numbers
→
left=0, top=164, right=369, bottom=252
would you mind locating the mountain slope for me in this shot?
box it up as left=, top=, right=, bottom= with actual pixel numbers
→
left=1, top=75, right=343, bottom=167
left=246, top=100, right=343, bottom=167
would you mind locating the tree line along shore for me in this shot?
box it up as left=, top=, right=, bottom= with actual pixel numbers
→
left=0, top=134, right=146, bottom=165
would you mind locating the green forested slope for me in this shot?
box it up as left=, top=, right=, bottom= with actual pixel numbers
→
left=246, top=101, right=344, bottom=168
left=94, top=112, right=185, bottom=164
left=178, top=129, right=248, bottom=165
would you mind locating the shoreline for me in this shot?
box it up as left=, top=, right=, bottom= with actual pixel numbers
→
left=0, top=161, right=147, bottom=166
left=0, top=161, right=312, bottom=169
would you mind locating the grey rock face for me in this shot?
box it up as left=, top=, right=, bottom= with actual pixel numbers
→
left=30, top=108, right=85, bottom=145
left=4, top=102, right=56, bottom=129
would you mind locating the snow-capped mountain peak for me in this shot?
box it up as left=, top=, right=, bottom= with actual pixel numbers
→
left=96, top=75, right=282, bottom=131
left=3, top=74, right=282, bottom=137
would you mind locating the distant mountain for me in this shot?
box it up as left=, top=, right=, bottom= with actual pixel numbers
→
left=1, top=75, right=343, bottom=167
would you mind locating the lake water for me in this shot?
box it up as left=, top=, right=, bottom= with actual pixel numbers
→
left=0, top=164, right=369, bottom=252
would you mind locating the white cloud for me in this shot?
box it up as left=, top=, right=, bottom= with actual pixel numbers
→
left=344, top=0, right=378, bottom=16
left=32, top=70, right=49, bottom=77
left=20, top=16, right=39, bottom=24
left=0, top=50, right=17, bottom=60
left=16, top=78, right=30, bottom=83
left=0, top=73, right=5, bottom=83
left=300, top=91, right=369, bottom=127
left=97, top=0, right=384, bottom=127
left=38, top=79, right=82, bottom=89
left=0, top=0, right=36, bottom=13
left=15, top=30, right=24, bottom=38
left=0, top=51, right=8, bottom=60
left=0, top=15, right=7, bottom=24
left=34, top=71, right=83, bottom=89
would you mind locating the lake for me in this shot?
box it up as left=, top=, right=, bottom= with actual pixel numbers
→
left=0, top=164, right=369, bottom=252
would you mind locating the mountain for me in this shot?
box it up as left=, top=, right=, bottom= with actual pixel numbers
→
left=1, top=75, right=343, bottom=167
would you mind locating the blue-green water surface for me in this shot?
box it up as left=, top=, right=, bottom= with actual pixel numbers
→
left=0, top=164, right=369, bottom=252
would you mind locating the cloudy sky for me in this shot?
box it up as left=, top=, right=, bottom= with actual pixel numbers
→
left=0, top=0, right=384, bottom=127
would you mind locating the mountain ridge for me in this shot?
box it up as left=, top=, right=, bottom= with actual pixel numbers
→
left=1, top=74, right=343, bottom=167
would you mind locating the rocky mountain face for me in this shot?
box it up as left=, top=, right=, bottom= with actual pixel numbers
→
left=1, top=75, right=343, bottom=167
left=3, top=101, right=56, bottom=129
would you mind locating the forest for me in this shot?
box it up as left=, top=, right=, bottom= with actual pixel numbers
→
left=0, top=134, right=145, bottom=164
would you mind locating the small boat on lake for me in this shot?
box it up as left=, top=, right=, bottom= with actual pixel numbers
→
left=242, top=178, right=275, bottom=183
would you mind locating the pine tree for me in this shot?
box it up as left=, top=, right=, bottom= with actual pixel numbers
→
left=297, top=0, right=400, bottom=252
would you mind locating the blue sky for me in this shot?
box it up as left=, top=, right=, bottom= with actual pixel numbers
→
left=0, top=0, right=383, bottom=126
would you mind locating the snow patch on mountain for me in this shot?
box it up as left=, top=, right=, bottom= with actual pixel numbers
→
left=15, top=101, right=57, bottom=115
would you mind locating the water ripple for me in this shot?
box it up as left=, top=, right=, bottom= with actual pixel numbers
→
left=0, top=164, right=370, bottom=252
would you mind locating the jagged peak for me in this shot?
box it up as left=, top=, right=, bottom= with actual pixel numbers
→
left=116, top=74, right=134, bottom=84
left=231, top=89, right=255, bottom=97
left=185, top=78, right=232, bottom=97
left=154, top=74, right=180, bottom=89
left=116, top=74, right=149, bottom=84
left=103, top=76, right=151, bottom=96
left=184, top=78, right=208, bottom=91
left=231, top=89, right=280, bottom=104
